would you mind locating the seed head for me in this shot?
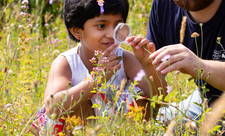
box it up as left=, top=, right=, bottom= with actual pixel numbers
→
left=191, top=32, right=199, bottom=38
left=4, top=66, right=7, bottom=73
left=67, top=81, right=72, bottom=87
left=180, top=16, right=187, bottom=44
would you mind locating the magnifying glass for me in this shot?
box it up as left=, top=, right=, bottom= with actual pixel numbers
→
left=111, top=23, right=131, bottom=54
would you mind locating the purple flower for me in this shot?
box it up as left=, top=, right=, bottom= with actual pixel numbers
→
left=49, top=0, right=53, bottom=5
left=166, top=86, right=172, bottom=93
left=161, top=54, right=171, bottom=62
left=134, top=69, right=145, bottom=81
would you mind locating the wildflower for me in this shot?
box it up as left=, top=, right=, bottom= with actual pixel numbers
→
left=7, top=69, right=13, bottom=74
left=174, top=70, right=180, bottom=74
left=94, top=50, right=99, bottom=56
left=191, top=32, right=199, bottom=38
left=134, top=69, right=145, bottom=81
left=21, top=5, right=29, bottom=9
left=217, top=37, right=221, bottom=41
left=98, top=67, right=104, bottom=72
left=89, top=57, right=96, bottom=63
left=22, top=0, right=29, bottom=5
left=20, top=12, right=26, bottom=16
left=27, top=24, right=32, bottom=28
left=49, top=0, right=53, bottom=4
left=58, top=132, right=65, bottom=136
left=5, top=103, right=12, bottom=109
left=18, top=25, right=24, bottom=29
left=161, top=54, right=171, bottom=62
left=166, top=86, right=172, bottom=93
left=93, top=67, right=97, bottom=71
left=102, top=57, right=108, bottom=62
left=53, top=50, right=60, bottom=55
left=44, top=23, right=49, bottom=27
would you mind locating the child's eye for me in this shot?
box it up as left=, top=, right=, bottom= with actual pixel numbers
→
left=97, top=24, right=105, bottom=28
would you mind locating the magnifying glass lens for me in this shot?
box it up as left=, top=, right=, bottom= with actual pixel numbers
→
left=111, top=23, right=131, bottom=54
left=114, top=23, right=130, bottom=43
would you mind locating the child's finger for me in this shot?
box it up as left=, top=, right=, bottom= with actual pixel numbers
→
left=103, top=42, right=118, bottom=56
left=126, top=36, right=136, bottom=43
left=129, top=37, right=143, bottom=46
left=136, top=38, right=150, bottom=49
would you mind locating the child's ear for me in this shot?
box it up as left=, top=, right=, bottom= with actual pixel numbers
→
left=69, top=27, right=81, bottom=40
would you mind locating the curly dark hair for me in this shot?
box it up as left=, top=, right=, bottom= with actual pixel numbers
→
left=63, top=0, right=129, bottom=42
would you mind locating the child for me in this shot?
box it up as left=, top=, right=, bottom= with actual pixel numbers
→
left=31, top=0, right=164, bottom=135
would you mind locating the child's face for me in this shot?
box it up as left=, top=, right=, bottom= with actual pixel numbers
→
left=79, top=14, right=124, bottom=53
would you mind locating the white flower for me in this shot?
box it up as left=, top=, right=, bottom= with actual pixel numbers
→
left=134, top=69, right=145, bottom=81
left=161, top=54, right=171, bottom=62
left=5, top=103, right=12, bottom=109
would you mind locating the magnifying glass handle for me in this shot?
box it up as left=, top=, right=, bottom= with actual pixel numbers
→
left=111, top=43, right=121, bottom=54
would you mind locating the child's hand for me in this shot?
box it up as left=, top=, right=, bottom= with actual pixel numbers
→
left=98, top=43, right=121, bottom=81
left=127, top=36, right=156, bottom=65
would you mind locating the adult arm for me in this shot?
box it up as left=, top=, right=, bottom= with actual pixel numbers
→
left=150, top=43, right=225, bottom=91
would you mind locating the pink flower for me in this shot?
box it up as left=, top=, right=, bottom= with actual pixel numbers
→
left=161, top=54, right=171, bottom=62
left=134, top=69, right=145, bottom=81
left=18, top=25, right=24, bottom=29
left=89, top=57, right=96, bottom=63
left=22, top=0, right=29, bottom=5
left=27, top=24, right=32, bottom=28
left=102, top=57, right=108, bottom=62
left=94, top=50, right=99, bottom=56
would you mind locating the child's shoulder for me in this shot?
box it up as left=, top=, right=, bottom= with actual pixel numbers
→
left=60, top=46, right=78, bottom=57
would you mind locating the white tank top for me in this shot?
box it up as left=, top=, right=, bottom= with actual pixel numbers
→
left=60, top=43, right=141, bottom=115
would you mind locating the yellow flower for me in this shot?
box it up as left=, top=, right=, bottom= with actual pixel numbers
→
left=58, top=132, right=65, bottom=136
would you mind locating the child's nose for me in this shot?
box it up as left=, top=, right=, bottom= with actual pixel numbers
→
left=106, top=27, right=114, bottom=38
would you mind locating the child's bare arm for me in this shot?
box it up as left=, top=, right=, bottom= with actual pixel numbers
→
left=126, top=36, right=167, bottom=96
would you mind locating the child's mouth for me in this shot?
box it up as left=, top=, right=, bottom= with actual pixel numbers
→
left=103, top=42, right=114, bottom=46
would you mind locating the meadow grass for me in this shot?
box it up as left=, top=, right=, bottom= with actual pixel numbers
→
left=0, top=0, right=220, bottom=135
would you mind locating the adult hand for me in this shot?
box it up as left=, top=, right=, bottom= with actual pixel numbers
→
left=150, top=44, right=203, bottom=78
left=97, top=43, right=121, bottom=81
left=127, top=36, right=156, bottom=66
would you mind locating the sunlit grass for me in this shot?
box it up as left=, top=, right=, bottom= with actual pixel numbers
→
left=0, top=0, right=214, bottom=135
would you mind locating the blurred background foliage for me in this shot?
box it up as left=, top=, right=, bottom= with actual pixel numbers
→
left=0, top=0, right=196, bottom=135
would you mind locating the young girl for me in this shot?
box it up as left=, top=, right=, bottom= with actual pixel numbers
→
left=31, top=0, right=165, bottom=135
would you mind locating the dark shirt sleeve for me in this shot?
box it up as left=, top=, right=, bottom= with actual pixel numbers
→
left=146, top=0, right=165, bottom=50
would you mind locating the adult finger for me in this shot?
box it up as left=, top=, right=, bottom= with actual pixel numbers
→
left=159, top=59, right=186, bottom=74
left=151, top=45, right=183, bottom=65
left=155, top=53, right=185, bottom=73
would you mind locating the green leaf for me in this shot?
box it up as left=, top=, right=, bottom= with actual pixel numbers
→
left=151, top=102, right=156, bottom=108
